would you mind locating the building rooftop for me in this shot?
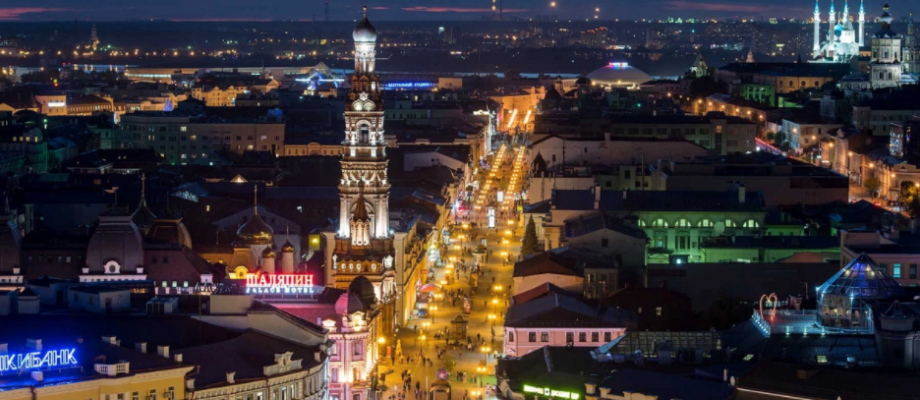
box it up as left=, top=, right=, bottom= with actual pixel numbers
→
left=180, top=329, right=324, bottom=389
left=505, top=293, right=636, bottom=328
left=563, top=212, right=647, bottom=239
left=553, top=189, right=765, bottom=213
left=597, top=368, right=734, bottom=400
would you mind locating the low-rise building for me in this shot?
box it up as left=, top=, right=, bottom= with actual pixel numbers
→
left=503, top=287, right=636, bottom=358
left=544, top=186, right=770, bottom=264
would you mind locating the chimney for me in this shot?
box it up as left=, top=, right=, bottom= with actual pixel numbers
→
left=738, top=183, right=746, bottom=203
left=186, top=379, right=195, bottom=390
left=226, top=372, right=236, bottom=384
left=135, top=342, right=147, bottom=353
left=174, top=354, right=183, bottom=363
left=157, top=345, right=170, bottom=359
left=101, top=336, right=116, bottom=345
left=594, top=185, right=601, bottom=210
left=584, top=382, right=597, bottom=395
left=26, top=339, right=42, bottom=351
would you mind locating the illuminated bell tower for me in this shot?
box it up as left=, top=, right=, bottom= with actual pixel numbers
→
left=327, top=5, right=397, bottom=315
left=338, top=5, right=389, bottom=240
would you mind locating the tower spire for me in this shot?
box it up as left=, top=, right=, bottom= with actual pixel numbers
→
left=140, top=173, right=147, bottom=208
left=253, top=185, right=259, bottom=215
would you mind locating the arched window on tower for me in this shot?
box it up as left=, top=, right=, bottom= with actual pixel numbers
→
left=360, top=126, right=369, bottom=143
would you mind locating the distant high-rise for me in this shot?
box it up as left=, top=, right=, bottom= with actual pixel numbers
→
left=89, top=24, right=99, bottom=51
left=443, top=26, right=462, bottom=45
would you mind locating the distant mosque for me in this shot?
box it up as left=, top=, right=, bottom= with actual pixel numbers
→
left=812, top=0, right=866, bottom=63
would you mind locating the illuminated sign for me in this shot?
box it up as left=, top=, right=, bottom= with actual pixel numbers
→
left=523, top=385, right=579, bottom=400
left=0, top=349, right=77, bottom=372
left=46, top=101, right=66, bottom=107
left=608, top=62, right=629, bottom=69
left=384, top=82, right=434, bottom=89
left=245, top=274, right=314, bottom=294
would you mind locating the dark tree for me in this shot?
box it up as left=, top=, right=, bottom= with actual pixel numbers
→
left=520, top=216, right=540, bottom=256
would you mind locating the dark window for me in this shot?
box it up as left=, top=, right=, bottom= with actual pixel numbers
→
left=591, top=332, right=599, bottom=342
left=509, top=333, right=514, bottom=342
left=624, top=170, right=631, bottom=179
left=578, top=332, right=587, bottom=342
left=601, top=238, right=609, bottom=248
left=565, top=332, right=574, bottom=344
left=604, top=332, right=612, bottom=342
left=541, top=332, right=549, bottom=342
left=911, top=264, right=917, bottom=279
left=529, top=332, right=536, bottom=342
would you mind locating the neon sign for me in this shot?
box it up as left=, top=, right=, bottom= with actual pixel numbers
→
left=608, top=62, right=629, bottom=69
left=384, top=82, right=434, bottom=89
left=0, top=349, right=78, bottom=372
left=523, top=385, right=579, bottom=400
left=245, top=274, right=315, bottom=294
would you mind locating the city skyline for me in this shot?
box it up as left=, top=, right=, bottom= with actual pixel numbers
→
left=0, top=0, right=915, bottom=22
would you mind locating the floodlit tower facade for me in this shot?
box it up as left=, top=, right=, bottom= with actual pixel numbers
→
left=338, top=5, right=390, bottom=240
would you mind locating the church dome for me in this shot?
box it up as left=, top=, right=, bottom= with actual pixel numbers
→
left=334, top=291, right=365, bottom=315
left=585, top=62, right=652, bottom=89
left=282, top=240, right=295, bottom=253
left=238, top=186, right=274, bottom=245
left=237, top=213, right=274, bottom=245
left=353, top=7, right=377, bottom=43
left=131, top=175, right=156, bottom=235
left=261, top=246, right=276, bottom=259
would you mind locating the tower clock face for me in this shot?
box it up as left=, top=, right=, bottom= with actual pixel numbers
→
left=364, top=101, right=375, bottom=111
left=353, top=101, right=363, bottom=111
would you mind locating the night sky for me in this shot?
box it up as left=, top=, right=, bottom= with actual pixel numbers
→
left=0, top=0, right=913, bottom=22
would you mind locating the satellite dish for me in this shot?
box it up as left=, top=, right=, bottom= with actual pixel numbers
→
left=714, top=221, right=725, bottom=235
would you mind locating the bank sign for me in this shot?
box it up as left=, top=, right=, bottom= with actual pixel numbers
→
left=245, top=274, right=315, bottom=294
left=523, top=385, right=580, bottom=400
left=0, top=348, right=78, bottom=372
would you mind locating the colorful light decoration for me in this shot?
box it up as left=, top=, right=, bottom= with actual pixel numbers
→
left=608, top=62, right=629, bottom=69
